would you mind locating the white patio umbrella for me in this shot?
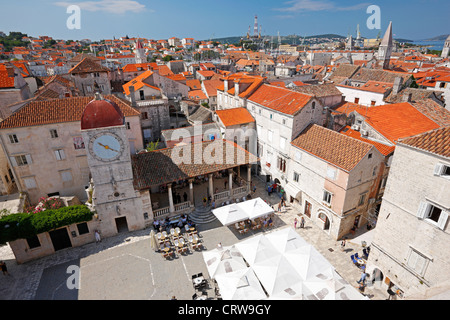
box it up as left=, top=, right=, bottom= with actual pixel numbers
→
left=283, top=244, right=333, bottom=281
left=238, top=198, right=274, bottom=220
left=252, top=255, right=303, bottom=297
left=234, top=234, right=282, bottom=266
left=212, top=203, right=249, bottom=226
left=215, top=267, right=267, bottom=300
left=203, top=246, right=247, bottom=279
left=265, top=227, right=309, bottom=253
left=149, top=230, right=157, bottom=252
left=302, top=268, right=367, bottom=300
left=267, top=281, right=315, bottom=300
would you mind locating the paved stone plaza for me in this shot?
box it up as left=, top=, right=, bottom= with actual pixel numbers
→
left=0, top=176, right=387, bottom=300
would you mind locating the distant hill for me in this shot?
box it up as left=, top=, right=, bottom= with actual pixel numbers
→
left=209, top=34, right=346, bottom=45
left=422, top=34, right=449, bottom=42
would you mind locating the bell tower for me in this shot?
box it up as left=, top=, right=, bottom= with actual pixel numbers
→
left=135, top=39, right=146, bottom=64
left=378, top=21, right=393, bottom=70
left=81, top=93, right=145, bottom=237
left=442, top=35, right=450, bottom=59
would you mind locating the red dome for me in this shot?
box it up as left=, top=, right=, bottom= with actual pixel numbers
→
left=81, top=97, right=124, bottom=130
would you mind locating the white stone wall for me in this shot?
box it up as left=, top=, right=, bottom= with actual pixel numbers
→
left=336, top=86, right=386, bottom=107
left=366, top=144, right=450, bottom=297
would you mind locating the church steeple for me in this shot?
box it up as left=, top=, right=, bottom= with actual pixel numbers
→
left=135, top=39, right=146, bottom=64
left=378, top=21, right=393, bottom=69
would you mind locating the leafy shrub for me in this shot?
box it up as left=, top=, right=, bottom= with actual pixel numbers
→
left=0, top=205, right=94, bottom=244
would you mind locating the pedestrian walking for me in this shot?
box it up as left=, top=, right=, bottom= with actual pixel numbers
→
left=252, top=184, right=256, bottom=193
left=267, top=185, right=272, bottom=196
left=300, top=216, right=305, bottom=228
left=94, top=230, right=101, bottom=243
left=294, top=218, right=298, bottom=229
left=356, top=271, right=368, bottom=285
left=277, top=201, right=282, bottom=212
left=340, top=239, right=346, bottom=251
left=0, top=261, right=9, bottom=275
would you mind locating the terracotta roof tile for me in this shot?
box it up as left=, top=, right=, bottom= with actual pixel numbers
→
left=216, top=108, right=255, bottom=127
left=248, top=84, right=314, bottom=115
left=69, top=57, right=110, bottom=74
left=361, top=102, right=441, bottom=143
left=291, top=124, right=374, bottom=172
left=340, top=126, right=395, bottom=156
left=131, top=140, right=258, bottom=189
left=399, top=126, right=450, bottom=159
left=0, top=95, right=139, bottom=129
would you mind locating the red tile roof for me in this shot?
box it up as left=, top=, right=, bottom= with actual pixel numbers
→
left=248, top=84, right=314, bottom=115
left=340, top=126, right=395, bottom=156
left=291, top=124, right=375, bottom=172
left=131, top=140, right=259, bottom=189
left=69, top=57, right=110, bottom=74
left=123, top=70, right=161, bottom=95
left=360, top=102, right=441, bottom=143
left=216, top=108, right=255, bottom=127
left=0, top=95, right=139, bottom=129
left=399, top=126, right=450, bottom=158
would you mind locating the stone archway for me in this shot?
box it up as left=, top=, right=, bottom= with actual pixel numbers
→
left=317, top=209, right=332, bottom=232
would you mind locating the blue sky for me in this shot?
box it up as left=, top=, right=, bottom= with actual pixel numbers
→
left=0, top=0, right=448, bottom=41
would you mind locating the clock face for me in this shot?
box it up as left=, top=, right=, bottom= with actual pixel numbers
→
left=89, top=133, right=124, bottom=162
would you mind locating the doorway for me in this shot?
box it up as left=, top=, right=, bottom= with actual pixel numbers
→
left=49, top=228, right=72, bottom=251
left=115, top=217, right=129, bottom=233
left=354, top=215, right=361, bottom=228
left=304, top=201, right=312, bottom=218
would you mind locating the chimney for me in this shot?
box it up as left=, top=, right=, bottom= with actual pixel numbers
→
left=129, top=85, right=137, bottom=107
left=235, top=79, right=240, bottom=97
left=393, top=77, right=403, bottom=95
left=402, top=92, right=413, bottom=103
left=224, top=79, right=229, bottom=92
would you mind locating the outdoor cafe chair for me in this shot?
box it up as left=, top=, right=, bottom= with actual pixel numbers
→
left=162, top=231, right=168, bottom=238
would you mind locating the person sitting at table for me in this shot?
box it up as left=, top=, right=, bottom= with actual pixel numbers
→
left=187, top=219, right=196, bottom=229
left=153, top=220, right=159, bottom=230
left=268, top=217, right=273, bottom=225
left=262, top=219, right=268, bottom=228
left=177, top=219, right=184, bottom=228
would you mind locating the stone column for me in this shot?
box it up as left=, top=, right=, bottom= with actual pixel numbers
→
left=228, top=169, right=233, bottom=195
left=247, top=164, right=252, bottom=193
left=208, top=173, right=214, bottom=199
left=168, top=183, right=175, bottom=213
left=189, top=179, right=194, bottom=206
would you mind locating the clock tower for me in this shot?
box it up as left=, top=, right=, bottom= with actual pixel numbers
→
left=81, top=93, right=145, bottom=237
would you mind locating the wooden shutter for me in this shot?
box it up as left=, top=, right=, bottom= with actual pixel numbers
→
left=417, top=201, right=430, bottom=219
left=437, top=211, right=449, bottom=230
left=434, top=164, right=444, bottom=176
left=9, top=157, right=17, bottom=167
left=25, top=154, right=32, bottom=165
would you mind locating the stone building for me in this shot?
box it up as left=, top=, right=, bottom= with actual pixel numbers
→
left=0, top=96, right=143, bottom=204
left=123, top=70, right=171, bottom=143
left=286, top=124, right=385, bottom=240
left=69, top=57, right=112, bottom=96
left=0, top=64, right=32, bottom=111
left=366, top=126, right=450, bottom=299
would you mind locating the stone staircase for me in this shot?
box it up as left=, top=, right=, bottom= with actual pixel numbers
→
left=189, top=204, right=218, bottom=225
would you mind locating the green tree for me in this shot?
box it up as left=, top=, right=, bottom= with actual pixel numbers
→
left=146, top=140, right=160, bottom=151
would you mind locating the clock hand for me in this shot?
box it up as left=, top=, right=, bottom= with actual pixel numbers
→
left=97, top=142, right=119, bottom=153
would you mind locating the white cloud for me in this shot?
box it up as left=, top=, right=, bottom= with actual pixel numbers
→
left=54, top=0, right=148, bottom=14
left=275, top=0, right=370, bottom=12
